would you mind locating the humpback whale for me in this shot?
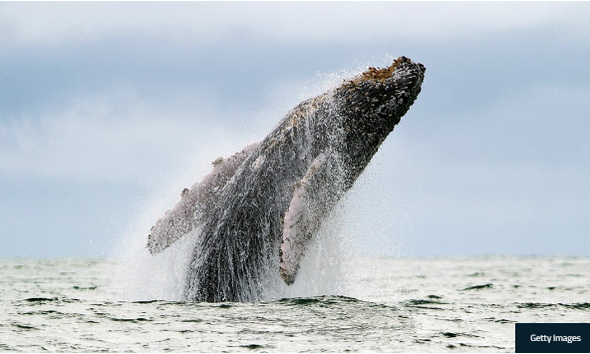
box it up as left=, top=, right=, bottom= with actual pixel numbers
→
left=147, top=57, right=425, bottom=302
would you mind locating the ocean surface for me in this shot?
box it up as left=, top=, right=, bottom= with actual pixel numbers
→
left=1, top=255, right=588, bottom=352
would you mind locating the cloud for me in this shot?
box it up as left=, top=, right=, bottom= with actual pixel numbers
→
left=0, top=87, right=254, bottom=187
left=379, top=82, right=590, bottom=255
left=1, top=2, right=588, bottom=47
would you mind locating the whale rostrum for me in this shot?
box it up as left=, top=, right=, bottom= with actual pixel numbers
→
left=147, top=57, right=425, bottom=302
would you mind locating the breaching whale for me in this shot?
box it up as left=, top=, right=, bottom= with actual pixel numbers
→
left=147, top=57, right=425, bottom=302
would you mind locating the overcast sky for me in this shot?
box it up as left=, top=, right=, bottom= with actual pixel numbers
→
left=1, top=2, right=589, bottom=258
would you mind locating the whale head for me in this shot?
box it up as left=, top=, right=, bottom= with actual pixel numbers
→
left=334, top=56, right=425, bottom=183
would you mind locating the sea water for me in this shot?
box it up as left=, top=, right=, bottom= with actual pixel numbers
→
left=1, top=255, right=589, bottom=352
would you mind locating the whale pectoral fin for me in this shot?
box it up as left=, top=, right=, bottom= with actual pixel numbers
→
left=146, top=187, right=203, bottom=255
left=279, top=153, right=340, bottom=285
left=147, top=141, right=261, bottom=254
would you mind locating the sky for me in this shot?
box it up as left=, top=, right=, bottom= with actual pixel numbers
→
left=1, top=2, right=589, bottom=258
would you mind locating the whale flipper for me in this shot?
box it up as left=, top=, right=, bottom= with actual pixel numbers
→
left=147, top=141, right=261, bottom=254
left=279, top=153, right=343, bottom=284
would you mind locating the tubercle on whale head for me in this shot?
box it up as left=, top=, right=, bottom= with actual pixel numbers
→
left=346, top=56, right=420, bottom=85
left=340, top=56, right=425, bottom=123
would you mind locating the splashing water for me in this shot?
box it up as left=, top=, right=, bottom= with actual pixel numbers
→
left=112, top=168, right=355, bottom=302
left=110, top=57, right=425, bottom=302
